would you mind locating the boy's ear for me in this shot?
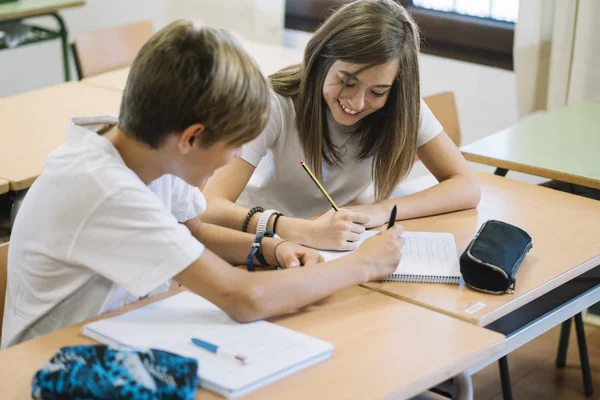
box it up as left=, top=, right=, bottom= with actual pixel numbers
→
left=178, top=123, right=206, bottom=154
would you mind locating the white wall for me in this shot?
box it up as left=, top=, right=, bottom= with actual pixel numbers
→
left=166, top=0, right=284, bottom=45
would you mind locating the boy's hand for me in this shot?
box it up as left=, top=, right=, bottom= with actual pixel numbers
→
left=353, top=225, right=405, bottom=281
left=262, top=239, right=323, bottom=268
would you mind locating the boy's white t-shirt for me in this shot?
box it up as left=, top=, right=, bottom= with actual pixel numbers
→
left=239, top=92, right=444, bottom=218
left=1, top=116, right=205, bottom=349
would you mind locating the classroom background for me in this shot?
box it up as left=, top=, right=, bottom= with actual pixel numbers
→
left=1, top=1, right=599, bottom=399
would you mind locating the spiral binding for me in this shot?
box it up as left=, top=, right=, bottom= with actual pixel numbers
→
left=380, top=274, right=460, bottom=284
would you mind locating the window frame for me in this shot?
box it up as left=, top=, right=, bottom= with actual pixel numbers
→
left=284, top=0, right=515, bottom=70
left=399, top=0, right=515, bottom=70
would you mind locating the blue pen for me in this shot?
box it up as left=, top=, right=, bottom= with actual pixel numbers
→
left=191, top=337, right=247, bottom=365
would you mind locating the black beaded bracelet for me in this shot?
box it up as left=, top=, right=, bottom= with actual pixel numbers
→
left=241, top=206, right=264, bottom=233
left=272, top=213, right=284, bottom=235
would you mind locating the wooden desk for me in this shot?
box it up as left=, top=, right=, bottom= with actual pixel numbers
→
left=461, top=101, right=600, bottom=189
left=82, top=39, right=304, bottom=92
left=0, top=178, right=7, bottom=195
left=81, top=66, right=130, bottom=91
left=0, top=0, right=85, bottom=81
left=0, top=0, right=83, bottom=21
left=0, top=287, right=504, bottom=399
left=364, top=172, right=600, bottom=326
left=0, top=82, right=122, bottom=191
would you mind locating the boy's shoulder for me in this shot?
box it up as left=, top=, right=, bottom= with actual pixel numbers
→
left=46, top=116, right=143, bottom=192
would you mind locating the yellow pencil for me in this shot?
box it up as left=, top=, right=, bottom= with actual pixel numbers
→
left=300, top=160, right=340, bottom=211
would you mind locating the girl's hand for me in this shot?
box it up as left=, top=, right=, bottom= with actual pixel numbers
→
left=345, top=203, right=392, bottom=229
left=307, top=208, right=369, bottom=250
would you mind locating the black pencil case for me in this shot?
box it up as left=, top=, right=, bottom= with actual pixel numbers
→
left=460, top=220, right=533, bottom=294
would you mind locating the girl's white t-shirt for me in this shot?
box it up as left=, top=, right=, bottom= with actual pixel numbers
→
left=239, top=91, right=443, bottom=218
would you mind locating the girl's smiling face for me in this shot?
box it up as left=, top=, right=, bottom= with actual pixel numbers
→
left=322, top=59, right=399, bottom=126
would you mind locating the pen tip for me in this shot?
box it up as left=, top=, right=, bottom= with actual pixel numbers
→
left=300, top=160, right=304, bottom=165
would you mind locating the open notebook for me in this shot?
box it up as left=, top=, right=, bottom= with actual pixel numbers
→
left=320, top=231, right=461, bottom=284
left=82, top=292, right=333, bottom=398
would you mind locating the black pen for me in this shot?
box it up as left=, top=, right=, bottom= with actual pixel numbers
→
left=387, top=205, right=397, bottom=230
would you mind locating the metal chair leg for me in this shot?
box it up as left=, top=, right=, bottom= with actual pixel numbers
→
left=574, top=313, right=594, bottom=396
left=498, top=356, right=513, bottom=400
left=454, top=372, right=473, bottom=400
left=556, top=318, right=572, bottom=368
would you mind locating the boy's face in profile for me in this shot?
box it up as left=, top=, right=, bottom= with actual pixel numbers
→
left=175, top=135, right=243, bottom=187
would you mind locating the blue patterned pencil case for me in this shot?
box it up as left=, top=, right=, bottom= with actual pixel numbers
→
left=32, top=345, right=198, bottom=400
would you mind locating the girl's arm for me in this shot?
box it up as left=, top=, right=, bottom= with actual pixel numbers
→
left=346, top=132, right=480, bottom=228
left=202, top=158, right=369, bottom=250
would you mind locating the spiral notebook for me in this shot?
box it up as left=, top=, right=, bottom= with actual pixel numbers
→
left=319, top=231, right=461, bottom=284
left=82, top=292, right=333, bottom=398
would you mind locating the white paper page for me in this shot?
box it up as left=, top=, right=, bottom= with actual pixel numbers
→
left=83, top=292, right=333, bottom=394
left=319, top=231, right=460, bottom=277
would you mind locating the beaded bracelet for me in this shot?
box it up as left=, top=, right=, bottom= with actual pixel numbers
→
left=246, top=231, right=275, bottom=272
left=241, top=206, right=264, bottom=233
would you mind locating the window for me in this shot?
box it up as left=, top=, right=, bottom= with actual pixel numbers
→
left=402, top=0, right=518, bottom=70
left=284, top=0, right=518, bottom=70
left=413, top=0, right=519, bottom=22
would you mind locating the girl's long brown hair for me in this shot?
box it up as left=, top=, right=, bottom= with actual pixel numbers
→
left=270, top=0, right=421, bottom=201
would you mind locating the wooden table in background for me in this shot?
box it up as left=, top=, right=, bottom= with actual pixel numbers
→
left=0, top=287, right=505, bottom=400
left=0, top=82, right=122, bottom=191
left=82, top=38, right=304, bottom=92
left=461, top=101, right=600, bottom=189
left=0, top=0, right=83, bottom=21
left=0, top=0, right=86, bottom=81
left=0, top=179, right=8, bottom=195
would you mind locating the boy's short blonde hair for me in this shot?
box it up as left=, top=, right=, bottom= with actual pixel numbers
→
left=119, top=21, right=270, bottom=148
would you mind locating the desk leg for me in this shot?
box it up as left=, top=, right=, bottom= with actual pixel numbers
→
left=575, top=313, right=594, bottom=396
left=454, top=372, right=473, bottom=400
left=50, top=12, right=70, bottom=81
left=498, top=356, right=513, bottom=400
left=494, top=168, right=508, bottom=177
left=556, top=317, right=572, bottom=367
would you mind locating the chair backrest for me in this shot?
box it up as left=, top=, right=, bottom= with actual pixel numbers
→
left=423, top=91, right=461, bottom=146
left=0, top=242, right=8, bottom=340
left=73, top=20, right=153, bottom=79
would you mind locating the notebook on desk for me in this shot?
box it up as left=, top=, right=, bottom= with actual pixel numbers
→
left=320, top=231, right=461, bottom=284
left=82, top=292, right=333, bottom=398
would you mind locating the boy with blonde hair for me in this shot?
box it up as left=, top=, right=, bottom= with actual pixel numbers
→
left=2, top=21, right=404, bottom=348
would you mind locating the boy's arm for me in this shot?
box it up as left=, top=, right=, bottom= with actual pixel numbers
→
left=184, top=217, right=257, bottom=265
left=174, top=225, right=403, bottom=322
left=183, top=218, right=321, bottom=268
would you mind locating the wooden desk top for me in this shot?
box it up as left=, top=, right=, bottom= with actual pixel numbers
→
left=0, top=287, right=504, bottom=399
left=461, top=101, right=600, bottom=189
left=0, top=82, right=122, bottom=191
left=81, top=66, right=130, bottom=91
left=0, top=178, right=7, bottom=195
left=0, top=0, right=84, bottom=21
left=82, top=39, right=303, bottom=92
left=363, top=172, right=600, bottom=326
